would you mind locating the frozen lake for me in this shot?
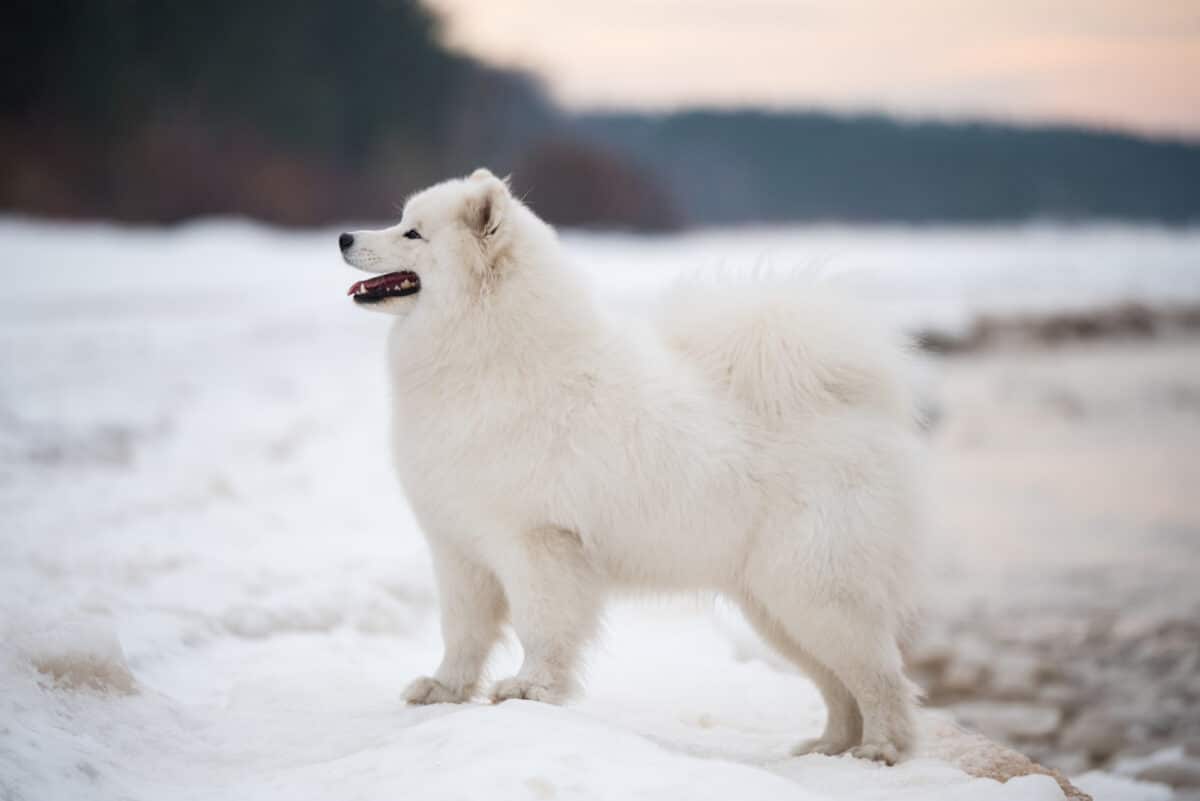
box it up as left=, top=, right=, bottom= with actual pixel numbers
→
left=4, top=218, right=1200, bottom=332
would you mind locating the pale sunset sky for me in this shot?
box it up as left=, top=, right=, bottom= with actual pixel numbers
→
left=426, top=0, right=1200, bottom=139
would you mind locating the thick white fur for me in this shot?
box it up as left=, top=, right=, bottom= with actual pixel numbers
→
left=341, top=169, right=924, bottom=763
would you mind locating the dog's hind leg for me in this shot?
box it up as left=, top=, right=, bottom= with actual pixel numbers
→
left=770, top=601, right=916, bottom=764
left=804, top=612, right=916, bottom=764
left=489, top=526, right=601, bottom=705
left=738, top=594, right=863, bottom=755
left=740, top=528, right=916, bottom=762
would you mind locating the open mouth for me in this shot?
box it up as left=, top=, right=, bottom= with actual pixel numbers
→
left=347, top=271, right=421, bottom=304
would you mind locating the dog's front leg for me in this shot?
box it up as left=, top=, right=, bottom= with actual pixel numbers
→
left=405, top=541, right=508, bottom=704
left=490, top=527, right=600, bottom=704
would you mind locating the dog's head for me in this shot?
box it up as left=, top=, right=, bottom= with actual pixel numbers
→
left=339, top=168, right=520, bottom=318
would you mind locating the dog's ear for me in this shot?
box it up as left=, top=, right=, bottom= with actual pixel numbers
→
left=469, top=167, right=500, bottom=183
left=462, top=169, right=510, bottom=242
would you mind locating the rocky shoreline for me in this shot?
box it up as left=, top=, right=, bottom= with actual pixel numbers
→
left=914, top=334, right=1200, bottom=798
left=914, top=302, right=1200, bottom=355
left=912, top=601, right=1200, bottom=785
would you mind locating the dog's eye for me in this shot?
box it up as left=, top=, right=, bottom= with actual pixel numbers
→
left=403, top=229, right=422, bottom=240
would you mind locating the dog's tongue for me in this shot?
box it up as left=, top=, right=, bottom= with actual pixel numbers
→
left=346, top=272, right=415, bottom=296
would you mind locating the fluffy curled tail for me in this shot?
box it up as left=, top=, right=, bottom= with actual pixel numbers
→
left=654, top=271, right=916, bottom=428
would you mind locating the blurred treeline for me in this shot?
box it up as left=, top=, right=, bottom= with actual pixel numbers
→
left=4, top=0, right=1199, bottom=230
left=577, top=113, right=1200, bottom=225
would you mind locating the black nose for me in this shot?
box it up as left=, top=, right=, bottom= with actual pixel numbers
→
left=338, top=232, right=354, bottom=251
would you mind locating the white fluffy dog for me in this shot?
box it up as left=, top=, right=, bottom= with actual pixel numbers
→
left=339, top=169, right=923, bottom=763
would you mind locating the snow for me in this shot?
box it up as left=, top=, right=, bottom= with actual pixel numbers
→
left=565, top=222, right=1200, bottom=333
left=3, top=217, right=1194, bottom=801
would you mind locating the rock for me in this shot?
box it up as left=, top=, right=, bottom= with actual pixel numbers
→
left=1046, top=753, right=1094, bottom=777
left=1060, top=711, right=1129, bottom=763
left=940, top=655, right=990, bottom=695
left=1112, top=611, right=1170, bottom=642
left=1136, top=756, right=1200, bottom=788
left=909, top=632, right=956, bottom=673
left=990, top=653, right=1045, bottom=699
left=22, top=614, right=138, bottom=695
left=951, top=701, right=1062, bottom=741
left=921, top=714, right=1093, bottom=801
left=1038, top=682, right=1087, bottom=716
left=1133, top=635, right=1195, bottom=674
left=1048, top=752, right=1091, bottom=778
left=1168, top=791, right=1200, bottom=801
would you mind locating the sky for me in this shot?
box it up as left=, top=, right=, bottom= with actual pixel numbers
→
left=426, top=0, right=1200, bottom=139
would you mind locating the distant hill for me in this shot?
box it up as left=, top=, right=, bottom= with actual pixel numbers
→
left=573, top=111, right=1200, bottom=225
left=3, top=0, right=1198, bottom=228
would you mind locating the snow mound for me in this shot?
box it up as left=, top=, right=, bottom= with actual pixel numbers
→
left=255, top=701, right=822, bottom=801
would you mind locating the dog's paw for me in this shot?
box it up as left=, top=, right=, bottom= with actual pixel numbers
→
left=791, top=736, right=855, bottom=757
left=850, top=742, right=900, bottom=765
left=403, top=676, right=470, bottom=705
left=489, top=676, right=567, bottom=705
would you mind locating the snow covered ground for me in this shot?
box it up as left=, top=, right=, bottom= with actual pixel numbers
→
left=2, top=218, right=1197, bottom=800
